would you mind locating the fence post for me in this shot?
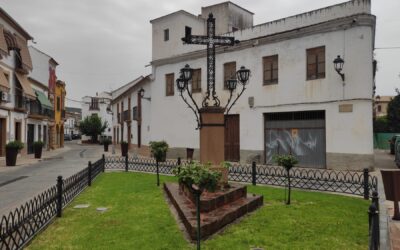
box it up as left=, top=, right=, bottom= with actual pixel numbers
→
left=88, top=161, right=92, bottom=187
left=125, top=154, right=128, bottom=172
left=372, top=191, right=379, bottom=211
left=156, top=160, right=160, bottom=187
left=252, top=162, right=257, bottom=186
left=363, top=168, right=370, bottom=200
left=102, top=154, right=105, bottom=172
left=177, top=157, right=181, bottom=174
left=368, top=203, right=379, bottom=250
left=56, top=176, right=63, bottom=218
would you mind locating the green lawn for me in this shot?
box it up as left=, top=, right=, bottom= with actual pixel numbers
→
left=27, top=172, right=369, bottom=250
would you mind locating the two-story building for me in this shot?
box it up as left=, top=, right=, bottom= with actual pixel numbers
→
left=111, top=75, right=152, bottom=155
left=27, top=46, right=56, bottom=153
left=146, top=0, right=376, bottom=170
left=81, top=91, right=112, bottom=141
left=0, top=7, right=35, bottom=156
left=64, top=107, right=81, bottom=136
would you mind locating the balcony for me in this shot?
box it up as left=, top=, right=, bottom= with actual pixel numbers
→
left=122, top=110, right=131, bottom=122
left=61, top=110, right=66, bottom=118
left=29, top=101, right=54, bottom=119
left=14, top=94, right=26, bottom=110
left=117, top=113, right=121, bottom=123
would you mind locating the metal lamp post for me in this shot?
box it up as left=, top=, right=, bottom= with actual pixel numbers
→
left=176, top=13, right=251, bottom=129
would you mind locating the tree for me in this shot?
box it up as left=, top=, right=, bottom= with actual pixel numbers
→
left=79, top=115, right=107, bottom=143
left=387, top=92, right=400, bottom=132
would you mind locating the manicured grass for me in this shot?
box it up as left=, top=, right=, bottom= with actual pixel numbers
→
left=27, top=172, right=369, bottom=250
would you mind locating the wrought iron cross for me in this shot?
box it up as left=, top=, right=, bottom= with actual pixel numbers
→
left=182, top=13, right=237, bottom=107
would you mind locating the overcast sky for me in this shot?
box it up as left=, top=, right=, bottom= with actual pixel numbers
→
left=0, top=0, right=399, bottom=108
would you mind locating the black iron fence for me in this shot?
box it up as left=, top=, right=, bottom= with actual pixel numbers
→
left=0, top=157, right=105, bottom=250
left=368, top=191, right=380, bottom=250
left=105, top=156, right=378, bottom=199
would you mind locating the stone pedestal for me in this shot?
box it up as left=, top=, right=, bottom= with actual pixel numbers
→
left=199, top=107, right=225, bottom=165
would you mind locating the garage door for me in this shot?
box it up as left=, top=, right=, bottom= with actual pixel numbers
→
left=265, top=111, right=326, bottom=168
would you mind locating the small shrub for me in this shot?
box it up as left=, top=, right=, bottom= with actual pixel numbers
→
left=120, top=141, right=128, bottom=145
left=102, top=138, right=112, bottom=145
left=149, top=141, right=169, bottom=162
left=33, top=141, right=45, bottom=148
left=173, top=162, right=222, bottom=192
left=6, top=141, right=24, bottom=150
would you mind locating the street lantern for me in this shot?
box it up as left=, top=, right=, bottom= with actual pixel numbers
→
left=237, top=66, right=250, bottom=84
left=176, top=78, right=186, bottom=92
left=226, top=79, right=237, bottom=91
left=333, top=55, right=345, bottom=81
left=138, top=87, right=145, bottom=98
left=181, top=64, right=193, bottom=82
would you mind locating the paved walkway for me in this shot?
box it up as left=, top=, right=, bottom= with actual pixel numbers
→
left=373, top=149, right=400, bottom=250
left=0, top=141, right=113, bottom=217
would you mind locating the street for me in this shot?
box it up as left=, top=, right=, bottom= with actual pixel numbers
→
left=0, top=142, right=107, bottom=217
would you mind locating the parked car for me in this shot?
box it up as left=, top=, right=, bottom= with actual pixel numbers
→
left=72, top=134, right=81, bottom=140
left=394, top=136, right=400, bottom=168
left=64, top=134, right=72, bottom=141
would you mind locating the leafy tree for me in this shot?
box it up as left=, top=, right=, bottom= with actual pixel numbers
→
left=79, top=115, right=107, bottom=143
left=373, top=116, right=391, bottom=133
left=387, top=92, right=400, bottom=132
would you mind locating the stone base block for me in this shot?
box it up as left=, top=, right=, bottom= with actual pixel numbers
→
left=164, top=183, right=263, bottom=240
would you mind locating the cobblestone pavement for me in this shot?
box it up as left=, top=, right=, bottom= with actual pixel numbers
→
left=0, top=141, right=112, bottom=217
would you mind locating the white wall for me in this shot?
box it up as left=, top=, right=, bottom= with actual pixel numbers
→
left=150, top=20, right=375, bottom=157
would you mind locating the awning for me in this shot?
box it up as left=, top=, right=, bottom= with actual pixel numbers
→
left=35, top=90, right=53, bottom=110
left=0, top=67, right=10, bottom=91
left=15, top=72, right=36, bottom=99
left=15, top=34, right=32, bottom=71
left=0, top=26, right=8, bottom=56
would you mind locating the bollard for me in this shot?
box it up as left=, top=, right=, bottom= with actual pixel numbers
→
left=102, top=154, right=106, bottom=172
left=125, top=154, right=128, bottom=172
left=251, top=162, right=257, bottom=186
left=363, top=168, right=370, bottom=200
left=56, top=176, right=63, bottom=218
left=88, top=161, right=92, bottom=187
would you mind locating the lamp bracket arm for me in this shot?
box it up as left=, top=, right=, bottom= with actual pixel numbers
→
left=180, top=89, right=201, bottom=129
left=226, top=84, right=246, bottom=115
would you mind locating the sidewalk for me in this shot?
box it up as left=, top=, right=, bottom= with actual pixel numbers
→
left=0, top=146, right=70, bottom=170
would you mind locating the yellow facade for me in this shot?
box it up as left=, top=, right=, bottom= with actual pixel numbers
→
left=53, top=80, right=66, bottom=148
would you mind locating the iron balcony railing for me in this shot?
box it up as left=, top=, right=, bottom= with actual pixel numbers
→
left=14, top=94, right=25, bottom=109
left=61, top=110, right=66, bottom=118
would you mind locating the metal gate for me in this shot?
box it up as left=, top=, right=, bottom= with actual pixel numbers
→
left=265, top=111, right=326, bottom=168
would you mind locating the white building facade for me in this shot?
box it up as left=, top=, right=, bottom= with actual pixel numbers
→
left=147, top=0, right=376, bottom=170
left=81, top=91, right=112, bottom=140
left=0, top=8, right=35, bottom=156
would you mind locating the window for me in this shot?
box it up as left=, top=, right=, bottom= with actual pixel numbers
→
left=132, top=106, right=138, bottom=120
left=166, top=73, right=174, bottom=96
left=232, top=27, right=239, bottom=32
left=56, top=97, right=60, bottom=111
left=223, top=62, right=236, bottom=90
left=192, top=68, right=201, bottom=93
left=185, top=26, right=192, bottom=38
left=377, top=105, right=382, bottom=112
left=164, top=29, right=169, bottom=41
left=263, top=55, right=279, bottom=85
left=307, top=46, right=325, bottom=80
left=90, top=97, right=99, bottom=110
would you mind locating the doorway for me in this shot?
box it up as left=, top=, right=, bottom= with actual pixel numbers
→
left=224, top=115, right=240, bottom=162
left=0, top=118, right=6, bottom=156
left=15, top=121, right=21, bottom=142
left=27, top=124, right=35, bottom=154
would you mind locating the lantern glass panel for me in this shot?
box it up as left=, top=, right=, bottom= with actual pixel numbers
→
left=226, top=79, right=237, bottom=91
left=237, top=66, right=250, bottom=84
left=181, top=64, right=193, bottom=81
left=176, top=78, right=186, bottom=91
left=333, top=55, right=344, bottom=72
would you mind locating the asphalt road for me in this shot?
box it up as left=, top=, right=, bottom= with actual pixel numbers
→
left=0, top=142, right=106, bottom=217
